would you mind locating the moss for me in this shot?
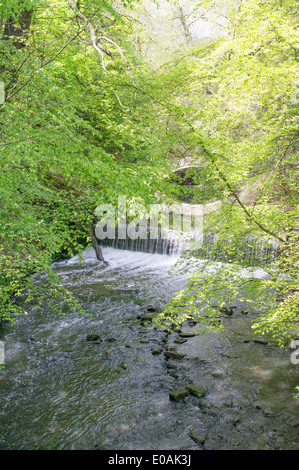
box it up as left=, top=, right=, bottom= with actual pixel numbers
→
left=169, top=389, right=189, bottom=402
left=186, top=384, right=206, bottom=398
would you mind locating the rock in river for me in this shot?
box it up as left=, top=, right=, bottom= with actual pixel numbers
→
left=164, top=351, right=185, bottom=360
left=169, top=389, right=189, bottom=402
left=174, top=337, right=187, bottom=344
left=186, top=384, right=207, bottom=398
left=219, top=307, right=234, bottom=316
left=189, top=432, right=207, bottom=447
left=86, top=334, right=101, bottom=342
left=137, top=313, right=156, bottom=324
left=151, top=348, right=163, bottom=355
left=146, top=305, right=163, bottom=313
left=179, top=332, right=196, bottom=338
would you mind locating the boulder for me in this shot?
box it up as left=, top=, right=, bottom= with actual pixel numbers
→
left=105, top=337, right=117, bottom=342
left=174, top=337, right=187, bottom=344
left=164, top=351, right=185, bottom=360
left=86, top=334, right=101, bottom=342
left=179, top=332, right=196, bottom=338
left=138, top=314, right=156, bottom=324
left=146, top=305, right=163, bottom=313
left=220, top=307, right=234, bottom=316
left=152, top=348, right=163, bottom=355
left=189, top=432, right=207, bottom=447
left=186, top=384, right=207, bottom=398
left=169, top=389, right=189, bottom=402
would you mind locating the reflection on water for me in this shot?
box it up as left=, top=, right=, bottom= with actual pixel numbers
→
left=0, top=248, right=298, bottom=450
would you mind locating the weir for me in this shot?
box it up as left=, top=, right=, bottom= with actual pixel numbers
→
left=96, top=224, right=279, bottom=264
left=97, top=224, right=198, bottom=257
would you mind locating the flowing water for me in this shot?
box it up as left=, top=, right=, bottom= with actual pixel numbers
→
left=0, top=247, right=298, bottom=450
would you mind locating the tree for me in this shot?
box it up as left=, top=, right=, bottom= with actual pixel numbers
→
left=0, top=0, right=180, bottom=321
left=154, top=0, right=299, bottom=348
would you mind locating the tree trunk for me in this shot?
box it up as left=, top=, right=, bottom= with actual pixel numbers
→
left=3, top=8, right=32, bottom=49
left=88, top=221, right=109, bottom=265
left=177, top=6, right=192, bottom=48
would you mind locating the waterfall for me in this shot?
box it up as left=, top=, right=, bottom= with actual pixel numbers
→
left=96, top=225, right=279, bottom=264
left=97, top=224, right=194, bottom=257
left=198, top=233, right=279, bottom=265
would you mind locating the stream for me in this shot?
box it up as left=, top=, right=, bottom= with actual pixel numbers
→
left=0, top=247, right=298, bottom=450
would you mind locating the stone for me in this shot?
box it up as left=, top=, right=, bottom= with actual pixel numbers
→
left=186, top=384, right=207, bottom=398
left=164, top=351, right=185, bottom=360
left=168, top=371, right=179, bottom=379
left=139, top=314, right=155, bottom=324
left=179, top=332, right=196, bottom=338
left=189, top=432, right=207, bottom=447
left=211, top=370, right=224, bottom=378
left=86, top=334, right=101, bottom=342
left=169, top=389, right=189, bottom=402
left=164, top=345, right=177, bottom=351
left=220, top=307, right=234, bottom=316
left=146, top=305, right=163, bottom=313
left=151, top=348, right=163, bottom=355
left=174, top=337, right=188, bottom=344
left=105, top=337, right=117, bottom=342
left=253, top=339, right=268, bottom=345
left=173, top=328, right=181, bottom=333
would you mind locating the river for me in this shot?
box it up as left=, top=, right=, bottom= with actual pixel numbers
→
left=0, top=247, right=298, bottom=450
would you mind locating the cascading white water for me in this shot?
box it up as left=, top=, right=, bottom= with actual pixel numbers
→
left=97, top=224, right=279, bottom=264
left=97, top=224, right=201, bottom=257
left=199, top=233, right=279, bottom=265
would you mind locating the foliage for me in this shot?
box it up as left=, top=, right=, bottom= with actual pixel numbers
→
left=153, top=0, right=299, bottom=348
left=0, top=0, right=298, bottom=360
left=0, top=0, right=181, bottom=320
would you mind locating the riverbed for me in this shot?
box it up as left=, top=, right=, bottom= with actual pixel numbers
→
left=0, top=247, right=298, bottom=450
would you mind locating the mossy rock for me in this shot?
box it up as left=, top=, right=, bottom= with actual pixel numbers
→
left=86, top=334, right=101, bottom=342
left=152, top=348, right=163, bottom=355
left=164, top=351, right=185, bottom=360
left=189, top=432, right=207, bottom=447
left=169, top=389, right=189, bottom=402
left=105, top=337, right=117, bottom=342
left=219, top=307, right=233, bottom=316
left=186, top=384, right=207, bottom=398
left=174, top=337, right=188, bottom=344
left=139, top=314, right=157, bottom=325
left=146, top=305, right=163, bottom=313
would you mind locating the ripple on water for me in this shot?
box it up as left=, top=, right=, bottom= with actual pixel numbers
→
left=0, top=247, right=298, bottom=450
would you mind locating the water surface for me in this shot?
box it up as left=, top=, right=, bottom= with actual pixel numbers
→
left=0, top=248, right=298, bottom=450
